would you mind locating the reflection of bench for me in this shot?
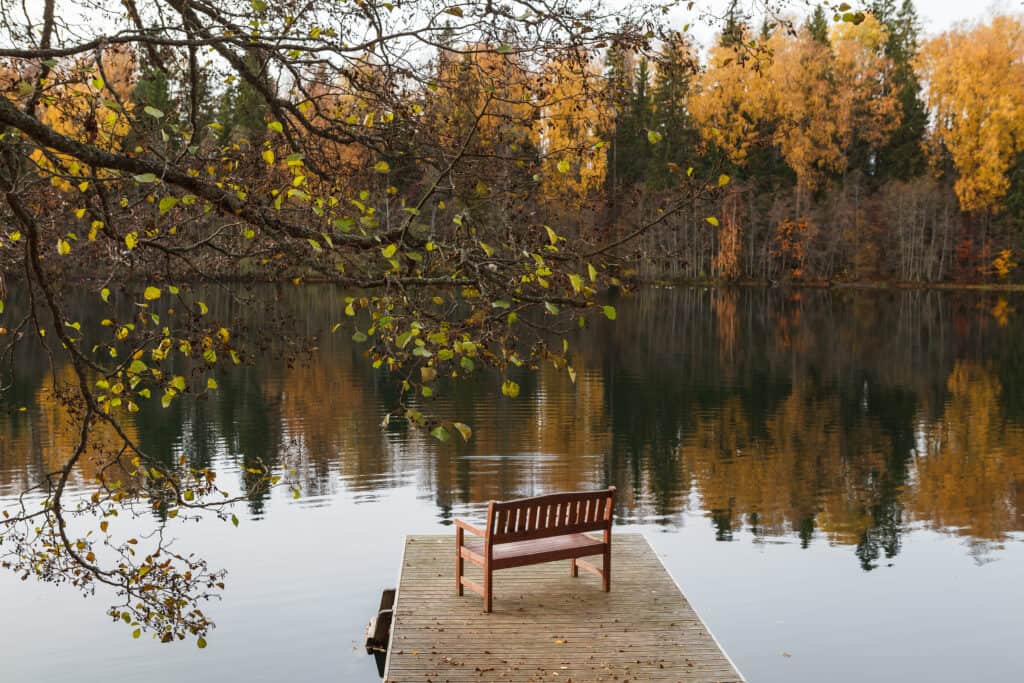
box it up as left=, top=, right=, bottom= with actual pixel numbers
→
left=455, top=487, right=616, bottom=612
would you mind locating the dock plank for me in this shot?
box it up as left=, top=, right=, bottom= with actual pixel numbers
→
left=384, top=533, right=744, bottom=682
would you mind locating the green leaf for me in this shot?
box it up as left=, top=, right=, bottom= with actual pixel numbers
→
left=431, top=425, right=451, bottom=442
left=556, top=159, right=570, bottom=174
left=267, top=121, right=284, bottom=133
left=158, top=197, right=178, bottom=214
left=197, top=637, right=207, bottom=649
left=231, top=514, right=239, bottom=527
left=602, top=305, right=617, bottom=321
left=352, top=330, right=368, bottom=343
left=588, top=263, right=598, bottom=282
left=460, top=356, right=475, bottom=373
left=143, top=105, right=164, bottom=119
left=133, top=173, right=158, bottom=184
left=647, top=130, right=663, bottom=144
left=381, top=243, right=398, bottom=259
left=492, top=300, right=510, bottom=309
left=544, top=302, right=560, bottom=315
left=132, top=629, right=141, bottom=639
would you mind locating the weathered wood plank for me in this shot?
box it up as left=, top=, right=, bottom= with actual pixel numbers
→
left=384, top=533, right=744, bottom=682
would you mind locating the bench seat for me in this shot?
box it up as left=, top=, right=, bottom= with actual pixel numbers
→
left=455, top=487, right=615, bottom=611
left=461, top=532, right=604, bottom=569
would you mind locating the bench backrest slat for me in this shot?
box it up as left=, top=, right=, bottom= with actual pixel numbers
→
left=487, top=488, right=615, bottom=544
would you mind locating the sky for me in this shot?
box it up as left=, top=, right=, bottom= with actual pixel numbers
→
left=674, top=0, right=1024, bottom=49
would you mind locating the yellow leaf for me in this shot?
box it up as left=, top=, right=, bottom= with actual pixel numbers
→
left=57, top=239, right=71, bottom=255
left=143, top=286, right=161, bottom=300
left=501, top=379, right=520, bottom=398
left=453, top=422, right=472, bottom=441
left=262, top=149, right=275, bottom=165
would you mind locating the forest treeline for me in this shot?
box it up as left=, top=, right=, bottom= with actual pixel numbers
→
left=2, top=2, right=1023, bottom=286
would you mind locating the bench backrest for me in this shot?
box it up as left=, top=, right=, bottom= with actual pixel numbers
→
left=486, top=487, right=615, bottom=544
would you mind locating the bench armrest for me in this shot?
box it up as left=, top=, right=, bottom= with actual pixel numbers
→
left=454, top=519, right=486, bottom=537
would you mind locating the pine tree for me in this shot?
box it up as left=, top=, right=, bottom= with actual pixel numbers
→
left=127, top=61, right=174, bottom=148
left=874, top=0, right=927, bottom=181
left=806, top=5, right=830, bottom=45
left=623, top=58, right=653, bottom=186
left=648, top=34, right=700, bottom=187
left=719, top=1, right=747, bottom=49
left=604, top=44, right=650, bottom=192
left=216, top=48, right=271, bottom=142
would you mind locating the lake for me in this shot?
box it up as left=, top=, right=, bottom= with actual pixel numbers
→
left=1, top=285, right=1022, bottom=682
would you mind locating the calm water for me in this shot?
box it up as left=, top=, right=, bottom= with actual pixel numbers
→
left=1, top=286, right=1023, bottom=682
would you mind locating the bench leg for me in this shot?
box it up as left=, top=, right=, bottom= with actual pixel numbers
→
left=602, top=546, right=611, bottom=592
left=456, top=528, right=464, bottom=596
left=570, top=558, right=578, bottom=577
left=484, top=566, right=493, bottom=613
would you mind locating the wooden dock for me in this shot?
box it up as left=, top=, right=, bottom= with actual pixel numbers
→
left=383, top=533, right=744, bottom=682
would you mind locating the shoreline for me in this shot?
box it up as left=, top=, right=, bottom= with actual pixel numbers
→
left=5, top=271, right=1024, bottom=292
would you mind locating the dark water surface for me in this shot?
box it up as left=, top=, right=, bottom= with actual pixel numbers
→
left=1, top=286, right=1023, bottom=682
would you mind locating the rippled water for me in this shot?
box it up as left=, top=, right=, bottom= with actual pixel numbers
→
left=1, top=286, right=1023, bottom=682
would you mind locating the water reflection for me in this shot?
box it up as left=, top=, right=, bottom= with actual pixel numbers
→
left=2, top=286, right=1023, bottom=568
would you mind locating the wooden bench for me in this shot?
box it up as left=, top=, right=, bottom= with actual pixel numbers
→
left=454, top=487, right=615, bottom=612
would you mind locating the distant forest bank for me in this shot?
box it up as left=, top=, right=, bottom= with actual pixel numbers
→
left=3, top=2, right=1023, bottom=288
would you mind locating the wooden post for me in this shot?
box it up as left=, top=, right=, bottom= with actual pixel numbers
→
left=603, top=487, right=615, bottom=592
left=570, top=558, right=578, bottom=577
left=485, top=501, right=495, bottom=612
left=456, top=526, right=464, bottom=596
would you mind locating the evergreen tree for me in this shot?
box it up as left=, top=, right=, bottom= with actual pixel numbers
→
left=604, top=45, right=650, bottom=193
left=719, top=1, right=747, bottom=49
left=874, top=0, right=928, bottom=181
left=806, top=5, right=830, bottom=45
left=1005, top=151, right=1024, bottom=226
left=127, top=61, right=174, bottom=149
left=216, top=48, right=271, bottom=142
left=648, top=34, right=700, bottom=187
